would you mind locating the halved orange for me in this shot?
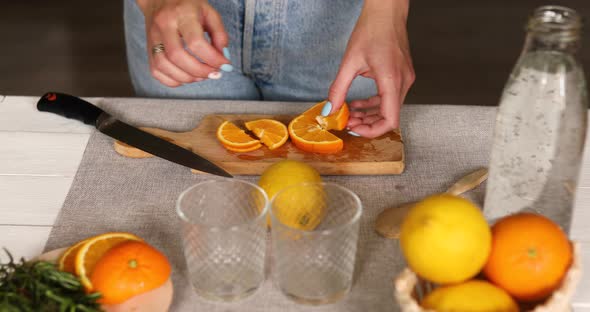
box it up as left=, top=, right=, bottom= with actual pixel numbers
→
left=244, top=119, right=289, bottom=150
left=216, top=120, right=260, bottom=149
left=288, top=114, right=343, bottom=154
left=58, top=238, right=90, bottom=274
left=74, top=232, right=143, bottom=291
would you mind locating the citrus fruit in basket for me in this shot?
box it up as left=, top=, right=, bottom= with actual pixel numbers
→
left=483, top=212, right=572, bottom=302
left=245, top=119, right=289, bottom=150
left=258, top=160, right=324, bottom=230
left=420, top=280, right=519, bottom=312
left=399, top=194, right=491, bottom=284
left=288, top=100, right=349, bottom=154
left=73, top=232, right=143, bottom=291
left=90, top=241, right=172, bottom=305
left=216, top=120, right=262, bottom=152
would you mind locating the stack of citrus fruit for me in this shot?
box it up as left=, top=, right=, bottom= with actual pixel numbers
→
left=215, top=100, right=350, bottom=154
left=58, top=232, right=172, bottom=305
left=398, top=194, right=573, bottom=311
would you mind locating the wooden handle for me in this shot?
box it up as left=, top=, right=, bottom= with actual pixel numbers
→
left=375, top=167, right=489, bottom=240
left=375, top=202, right=415, bottom=239
left=445, top=167, right=488, bottom=196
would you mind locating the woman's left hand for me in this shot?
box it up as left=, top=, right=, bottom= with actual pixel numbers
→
left=327, top=0, right=415, bottom=138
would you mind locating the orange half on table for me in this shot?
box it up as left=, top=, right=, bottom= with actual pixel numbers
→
left=288, top=100, right=350, bottom=154
left=216, top=120, right=262, bottom=152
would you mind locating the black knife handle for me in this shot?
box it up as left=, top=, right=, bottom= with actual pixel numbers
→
left=37, top=92, right=103, bottom=125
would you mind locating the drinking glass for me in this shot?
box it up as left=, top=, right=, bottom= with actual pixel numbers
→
left=177, top=179, right=268, bottom=301
left=270, top=182, right=362, bottom=305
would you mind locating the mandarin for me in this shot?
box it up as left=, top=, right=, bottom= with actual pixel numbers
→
left=74, top=232, right=143, bottom=291
left=483, top=212, right=572, bottom=302
left=90, top=241, right=172, bottom=304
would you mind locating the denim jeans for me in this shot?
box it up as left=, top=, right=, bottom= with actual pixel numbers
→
left=124, top=0, right=376, bottom=101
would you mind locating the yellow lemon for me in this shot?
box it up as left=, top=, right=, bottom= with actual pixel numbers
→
left=400, top=194, right=491, bottom=284
left=421, top=280, right=519, bottom=312
left=258, top=160, right=324, bottom=230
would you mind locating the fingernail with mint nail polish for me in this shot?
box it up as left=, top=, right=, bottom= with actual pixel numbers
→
left=208, top=72, right=222, bottom=80
left=220, top=64, right=233, bottom=72
left=321, top=101, right=332, bottom=116
left=223, top=47, right=231, bottom=60
left=348, top=131, right=361, bottom=137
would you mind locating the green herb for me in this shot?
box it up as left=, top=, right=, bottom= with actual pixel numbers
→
left=0, top=249, right=103, bottom=312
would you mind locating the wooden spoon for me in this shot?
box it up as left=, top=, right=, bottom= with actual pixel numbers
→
left=375, top=167, right=489, bottom=239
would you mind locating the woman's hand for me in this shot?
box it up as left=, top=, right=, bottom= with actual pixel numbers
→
left=327, top=0, right=414, bottom=138
left=136, top=0, right=232, bottom=87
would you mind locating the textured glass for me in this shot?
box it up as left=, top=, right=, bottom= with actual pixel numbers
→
left=177, top=179, right=268, bottom=301
left=270, top=182, right=362, bottom=305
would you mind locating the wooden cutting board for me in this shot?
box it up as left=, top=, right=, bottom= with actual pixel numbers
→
left=113, top=114, right=404, bottom=175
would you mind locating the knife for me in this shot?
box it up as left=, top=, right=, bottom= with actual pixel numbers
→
left=37, top=92, right=233, bottom=178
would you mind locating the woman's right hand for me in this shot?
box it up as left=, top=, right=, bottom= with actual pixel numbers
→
left=136, top=0, right=232, bottom=87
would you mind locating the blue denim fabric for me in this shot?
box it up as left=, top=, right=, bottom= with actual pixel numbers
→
left=124, top=0, right=377, bottom=101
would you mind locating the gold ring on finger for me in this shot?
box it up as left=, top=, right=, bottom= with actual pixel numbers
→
left=151, top=43, right=165, bottom=55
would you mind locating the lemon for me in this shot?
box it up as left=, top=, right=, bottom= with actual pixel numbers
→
left=421, top=280, right=519, bottom=312
left=400, top=194, right=491, bottom=284
left=258, top=160, right=324, bottom=230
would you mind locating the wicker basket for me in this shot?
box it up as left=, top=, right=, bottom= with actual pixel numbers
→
left=394, top=242, right=582, bottom=312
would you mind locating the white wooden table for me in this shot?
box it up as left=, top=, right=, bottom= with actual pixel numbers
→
left=1, top=96, right=589, bottom=309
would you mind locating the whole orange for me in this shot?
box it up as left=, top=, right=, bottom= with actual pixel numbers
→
left=90, top=241, right=172, bottom=304
left=483, top=212, right=572, bottom=302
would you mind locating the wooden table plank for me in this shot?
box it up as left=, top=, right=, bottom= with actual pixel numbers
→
left=571, top=188, right=590, bottom=241
left=0, top=176, right=74, bottom=226
left=573, top=241, right=590, bottom=308
left=0, top=132, right=90, bottom=176
left=579, top=131, right=590, bottom=188
left=0, top=95, right=94, bottom=133
left=0, top=225, right=52, bottom=263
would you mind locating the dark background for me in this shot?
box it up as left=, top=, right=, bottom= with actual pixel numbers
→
left=1, top=1, right=588, bottom=106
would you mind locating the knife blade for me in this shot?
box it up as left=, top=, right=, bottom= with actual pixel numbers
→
left=37, top=92, right=233, bottom=178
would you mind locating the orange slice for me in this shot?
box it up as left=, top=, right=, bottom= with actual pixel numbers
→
left=74, top=232, right=143, bottom=291
left=288, top=114, right=343, bottom=154
left=216, top=120, right=260, bottom=149
left=287, top=101, right=349, bottom=154
left=222, top=142, right=263, bottom=153
left=244, top=119, right=289, bottom=150
left=300, top=100, right=350, bottom=131
left=58, top=238, right=90, bottom=274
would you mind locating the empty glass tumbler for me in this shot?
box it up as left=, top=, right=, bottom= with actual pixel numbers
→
left=177, top=179, right=268, bottom=301
left=270, top=182, right=362, bottom=305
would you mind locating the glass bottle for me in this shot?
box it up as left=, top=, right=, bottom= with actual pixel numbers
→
left=484, top=6, right=587, bottom=233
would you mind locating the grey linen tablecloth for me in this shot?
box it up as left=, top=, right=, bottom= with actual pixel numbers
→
left=44, top=98, right=495, bottom=311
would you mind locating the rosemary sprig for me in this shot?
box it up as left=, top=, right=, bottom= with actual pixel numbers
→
left=0, top=249, right=102, bottom=312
